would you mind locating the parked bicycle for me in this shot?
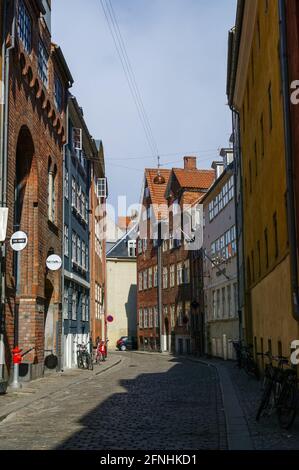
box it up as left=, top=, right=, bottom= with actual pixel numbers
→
left=75, top=341, right=93, bottom=371
left=232, top=341, right=260, bottom=380
left=256, top=351, right=298, bottom=429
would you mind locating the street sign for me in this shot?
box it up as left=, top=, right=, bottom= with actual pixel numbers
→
left=107, top=315, right=114, bottom=323
left=0, top=208, right=8, bottom=242
left=10, top=231, right=28, bottom=252
left=46, top=254, right=62, bottom=271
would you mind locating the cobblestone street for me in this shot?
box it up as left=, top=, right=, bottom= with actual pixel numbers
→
left=0, top=353, right=227, bottom=450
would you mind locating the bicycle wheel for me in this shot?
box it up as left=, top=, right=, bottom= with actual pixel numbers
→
left=77, top=353, right=83, bottom=369
left=277, top=382, right=298, bottom=430
left=256, top=378, right=273, bottom=421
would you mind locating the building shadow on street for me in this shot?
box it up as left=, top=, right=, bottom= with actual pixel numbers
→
left=54, top=356, right=225, bottom=450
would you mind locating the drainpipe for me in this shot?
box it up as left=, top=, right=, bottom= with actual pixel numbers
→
left=279, top=0, right=299, bottom=321
left=0, top=1, right=15, bottom=379
left=157, top=222, right=163, bottom=352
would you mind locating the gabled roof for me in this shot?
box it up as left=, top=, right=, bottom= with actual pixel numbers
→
left=106, top=225, right=138, bottom=259
left=172, top=168, right=215, bottom=190
left=144, top=169, right=171, bottom=220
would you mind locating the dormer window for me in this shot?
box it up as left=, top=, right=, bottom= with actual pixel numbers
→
left=18, top=0, right=32, bottom=54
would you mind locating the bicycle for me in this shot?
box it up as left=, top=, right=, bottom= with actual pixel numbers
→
left=256, top=352, right=298, bottom=429
left=75, top=341, right=93, bottom=371
left=232, top=341, right=260, bottom=380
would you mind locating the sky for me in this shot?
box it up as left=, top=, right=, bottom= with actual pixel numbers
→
left=52, top=0, right=237, bottom=215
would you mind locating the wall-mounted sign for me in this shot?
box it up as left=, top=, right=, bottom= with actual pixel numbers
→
left=107, top=315, right=114, bottom=323
left=10, top=231, right=28, bottom=252
left=46, top=254, right=62, bottom=271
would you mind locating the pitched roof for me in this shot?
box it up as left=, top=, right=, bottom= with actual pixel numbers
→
left=145, top=169, right=171, bottom=220
left=172, top=169, right=215, bottom=190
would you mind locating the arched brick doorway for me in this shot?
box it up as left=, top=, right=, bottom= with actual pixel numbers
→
left=14, top=126, right=41, bottom=376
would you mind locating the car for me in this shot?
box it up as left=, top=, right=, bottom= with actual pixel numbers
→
left=116, top=336, right=137, bottom=351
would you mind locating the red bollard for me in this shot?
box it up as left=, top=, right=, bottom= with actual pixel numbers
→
left=11, top=347, right=23, bottom=389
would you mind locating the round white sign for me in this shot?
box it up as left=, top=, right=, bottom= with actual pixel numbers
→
left=10, top=231, right=28, bottom=252
left=46, top=254, right=62, bottom=271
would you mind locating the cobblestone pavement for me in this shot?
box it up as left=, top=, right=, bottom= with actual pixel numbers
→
left=221, top=360, right=299, bottom=450
left=0, top=353, right=227, bottom=450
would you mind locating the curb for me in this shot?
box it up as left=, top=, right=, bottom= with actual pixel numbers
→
left=188, top=357, right=253, bottom=450
left=0, top=357, right=122, bottom=423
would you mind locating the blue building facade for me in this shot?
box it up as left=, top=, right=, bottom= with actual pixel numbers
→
left=63, top=96, right=98, bottom=368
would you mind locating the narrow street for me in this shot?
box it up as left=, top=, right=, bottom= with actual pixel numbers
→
left=0, top=353, right=226, bottom=450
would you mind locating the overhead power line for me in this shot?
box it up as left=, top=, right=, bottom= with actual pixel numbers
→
left=100, top=0, right=159, bottom=161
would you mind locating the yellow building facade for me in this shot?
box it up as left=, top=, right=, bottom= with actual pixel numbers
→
left=229, top=0, right=299, bottom=359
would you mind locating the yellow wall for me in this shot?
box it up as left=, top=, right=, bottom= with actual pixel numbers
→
left=239, top=1, right=299, bottom=356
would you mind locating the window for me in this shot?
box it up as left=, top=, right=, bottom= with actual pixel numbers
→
left=170, top=265, right=175, bottom=288
left=128, top=240, right=136, bottom=257
left=82, top=295, right=86, bottom=322
left=149, top=308, right=153, bottom=328
left=144, top=309, right=148, bottom=328
left=213, top=291, right=217, bottom=319
left=76, top=236, right=81, bottom=266
left=139, top=273, right=143, bottom=292
left=177, top=262, right=183, bottom=285
left=72, top=178, right=76, bottom=208
left=97, top=178, right=107, bottom=199
left=138, top=239, right=142, bottom=255
left=64, top=168, right=69, bottom=200
left=228, top=176, right=234, bottom=200
left=72, top=232, right=76, bottom=262
left=148, top=267, right=152, bottom=289
left=72, top=291, right=77, bottom=320
left=63, top=286, right=69, bottom=320
left=142, top=238, right=147, bottom=253
left=64, top=225, right=69, bottom=257
left=48, top=167, right=56, bottom=222
left=163, top=305, right=168, bottom=320
left=38, top=40, right=49, bottom=87
left=163, top=266, right=168, bottom=289
left=54, top=75, right=63, bottom=112
left=77, top=185, right=82, bottom=215
left=209, top=201, right=214, bottom=221
left=18, top=0, right=32, bottom=53
left=143, top=270, right=148, bottom=290
left=73, top=128, right=82, bottom=151
left=82, top=241, right=86, bottom=270
left=162, top=239, right=168, bottom=252
left=233, top=284, right=238, bottom=316
left=139, top=309, right=143, bottom=329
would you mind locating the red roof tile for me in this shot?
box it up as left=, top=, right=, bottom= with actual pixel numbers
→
left=145, top=169, right=171, bottom=220
left=173, top=168, right=215, bottom=189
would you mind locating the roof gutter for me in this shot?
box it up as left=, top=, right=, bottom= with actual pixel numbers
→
left=278, top=0, right=299, bottom=321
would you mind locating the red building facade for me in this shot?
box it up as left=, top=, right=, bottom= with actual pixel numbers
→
left=2, top=0, right=72, bottom=380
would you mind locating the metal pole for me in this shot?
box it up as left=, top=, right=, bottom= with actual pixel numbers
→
left=10, top=362, right=21, bottom=389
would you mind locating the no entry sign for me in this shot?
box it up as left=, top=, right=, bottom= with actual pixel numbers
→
left=10, top=231, right=28, bottom=252
left=107, top=315, right=114, bottom=323
left=46, top=254, right=62, bottom=271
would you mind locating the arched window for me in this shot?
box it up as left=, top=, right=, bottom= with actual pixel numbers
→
left=48, top=160, right=57, bottom=223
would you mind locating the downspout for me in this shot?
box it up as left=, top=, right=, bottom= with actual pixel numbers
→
left=279, top=0, right=299, bottom=321
left=60, top=103, right=69, bottom=371
left=0, top=0, right=16, bottom=378
left=157, top=222, right=163, bottom=352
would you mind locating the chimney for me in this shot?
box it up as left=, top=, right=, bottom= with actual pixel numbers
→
left=184, top=156, right=197, bottom=170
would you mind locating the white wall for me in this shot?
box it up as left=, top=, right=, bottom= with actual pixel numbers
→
left=106, top=258, right=137, bottom=349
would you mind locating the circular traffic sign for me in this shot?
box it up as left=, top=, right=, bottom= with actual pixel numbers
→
left=46, top=254, right=62, bottom=271
left=10, top=231, right=28, bottom=252
left=107, top=315, right=114, bottom=323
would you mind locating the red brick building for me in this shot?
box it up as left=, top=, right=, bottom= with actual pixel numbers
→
left=2, top=0, right=72, bottom=380
left=89, top=141, right=107, bottom=345
left=137, top=157, right=215, bottom=354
